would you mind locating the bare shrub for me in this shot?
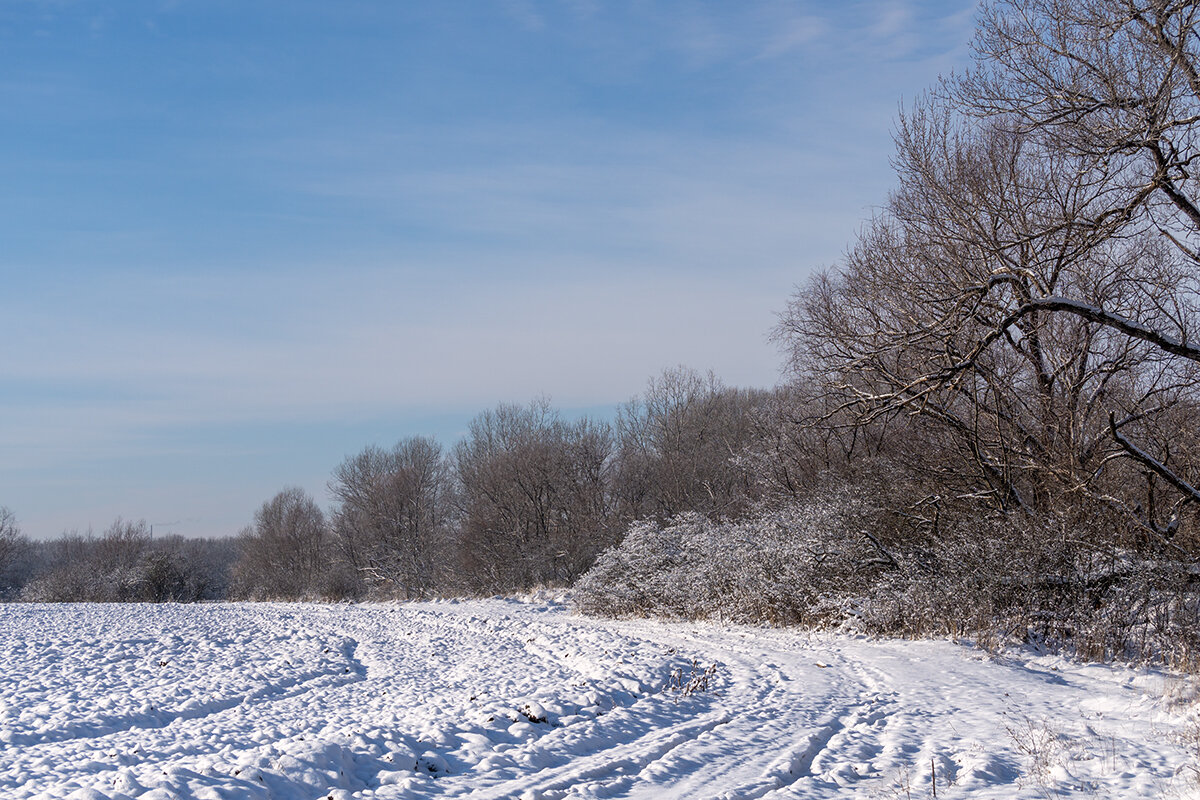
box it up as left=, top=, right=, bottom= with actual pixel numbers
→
left=853, top=512, right=1200, bottom=669
left=19, top=519, right=232, bottom=603
left=663, top=661, right=720, bottom=699
left=22, top=520, right=151, bottom=602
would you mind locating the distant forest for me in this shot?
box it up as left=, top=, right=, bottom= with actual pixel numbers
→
left=7, top=0, right=1200, bottom=669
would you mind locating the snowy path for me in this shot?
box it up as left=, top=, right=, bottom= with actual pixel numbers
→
left=0, top=600, right=1196, bottom=799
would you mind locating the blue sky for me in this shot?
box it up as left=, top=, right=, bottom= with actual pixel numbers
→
left=0, top=0, right=977, bottom=539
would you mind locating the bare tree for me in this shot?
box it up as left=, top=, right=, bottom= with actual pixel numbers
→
left=955, top=0, right=1200, bottom=255
left=0, top=507, right=20, bottom=559
left=233, top=487, right=340, bottom=599
left=330, top=437, right=451, bottom=598
left=947, top=0, right=1200, bottom=536
left=740, top=384, right=931, bottom=509
left=776, top=2, right=1200, bottom=549
left=0, top=507, right=30, bottom=598
left=613, top=367, right=769, bottom=521
left=453, top=399, right=615, bottom=591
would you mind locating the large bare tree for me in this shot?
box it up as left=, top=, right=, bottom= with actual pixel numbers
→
left=778, top=0, right=1200, bottom=549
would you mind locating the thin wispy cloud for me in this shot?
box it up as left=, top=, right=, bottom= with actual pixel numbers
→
left=760, top=14, right=830, bottom=59
left=501, top=1, right=545, bottom=30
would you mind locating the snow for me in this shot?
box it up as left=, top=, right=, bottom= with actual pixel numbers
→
left=0, top=599, right=1196, bottom=799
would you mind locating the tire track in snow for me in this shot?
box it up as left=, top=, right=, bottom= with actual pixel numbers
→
left=446, top=615, right=885, bottom=800
left=457, top=710, right=736, bottom=799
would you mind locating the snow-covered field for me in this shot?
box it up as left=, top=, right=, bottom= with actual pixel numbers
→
left=0, top=599, right=1196, bottom=799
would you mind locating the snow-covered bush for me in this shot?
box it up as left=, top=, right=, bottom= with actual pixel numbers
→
left=576, top=502, right=1200, bottom=669
left=574, top=497, right=884, bottom=625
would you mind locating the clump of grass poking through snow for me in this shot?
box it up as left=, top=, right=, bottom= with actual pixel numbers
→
left=663, top=660, right=720, bottom=700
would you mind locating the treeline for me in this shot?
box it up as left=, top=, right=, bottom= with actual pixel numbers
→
left=0, top=368, right=783, bottom=602
left=231, top=370, right=776, bottom=600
